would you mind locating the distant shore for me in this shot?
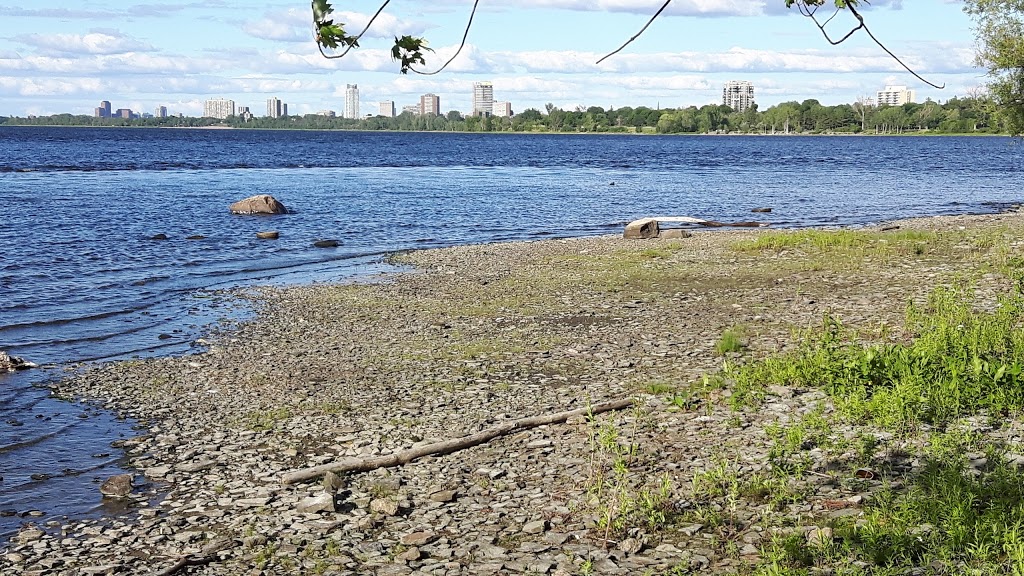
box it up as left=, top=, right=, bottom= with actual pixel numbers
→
left=0, top=122, right=1005, bottom=138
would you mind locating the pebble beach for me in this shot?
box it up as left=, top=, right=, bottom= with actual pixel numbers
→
left=4, top=209, right=1024, bottom=576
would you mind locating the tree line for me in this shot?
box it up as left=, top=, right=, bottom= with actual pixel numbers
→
left=0, top=94, right=1002, bottom=135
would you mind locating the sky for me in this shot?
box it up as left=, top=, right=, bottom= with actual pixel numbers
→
left=0, top=1, right=985, bottom=118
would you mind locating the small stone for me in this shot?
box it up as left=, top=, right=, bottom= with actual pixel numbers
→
left=236, top=497, right=273, bottom=508
left=177, top=459, right=216, bottom=473
left=618, top=537, right=643, bottom=554
left=297, top=493, right=336, bottom=514
left=186, top=234, right=206, bottom=240
left=146, top=465, right=172, bottom=478
left=370, top=498, right=399, bottom=516
left=401, top=531, right=437, bottom=546
left=256, top=231, right=279, bottom=240
left=397, top=547, right=421, bottom=562
left=522, top=520, right=547, bottom=534
left=80, top=565, right=120, bottom=575
left=680, top=523, right=703, bottom=536
left=659, top=229, right=692, bottom=239
left=313, top=239, right=339, bottom=248
left=806, top=526, right=833, bottom=547
left=149, top=233, right=168, bottom=240
left=99, top=474, right=133, bottom=498
left=323, top=471, right=345, bottom=493
left=16, top=527, right=44, bottom=543
left=429, top=490, right=456, bottom=503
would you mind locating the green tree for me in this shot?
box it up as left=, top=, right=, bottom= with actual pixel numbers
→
left=964, top=0, right=1024, bottom=134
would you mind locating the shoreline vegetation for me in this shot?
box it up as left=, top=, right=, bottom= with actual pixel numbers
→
left=0, top=95, right=1007, bottom=135
left=6, top=210, right=1024, bottom=575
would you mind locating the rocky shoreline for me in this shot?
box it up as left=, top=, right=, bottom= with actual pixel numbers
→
left=3, top=210, right=1023, bottom=575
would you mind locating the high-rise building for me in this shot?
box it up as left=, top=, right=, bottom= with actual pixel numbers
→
left=420, top=93, right=440, bottom=116
left=267, top=97, right=284, bottom=118
left=378, top=101, right=395, bottom=117
left=204, top=98, right=235, bottom=119
left=344, top=84, right=359, bottom=119
left=472, top=82, right=494, bottom=117
left=876, top=85, right=915, bottom=106
left=155, top=106, right=167, bottom=118
left=492, top=101, right=512, bottom=118
left=94, top=100, right=112, bottom=118
left=723, top=81, right=755, bottom=113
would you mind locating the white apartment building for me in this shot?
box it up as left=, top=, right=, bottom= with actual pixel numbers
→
left=203, top=98, right=235, bottom=119
left=378, top=101, right=395, bottom=117
left=267, top=97, right=285, bottom=118
left=722, top=81, right=755, bottom=113
left=344, top=84, right=359, bottom=119
left=155, top=106, right=167, bottom=118
left=876, top=85, right=915, bottom=106
left=492, top=101, right=512, bottom=118
left=472, top=81, right=494, bottom=117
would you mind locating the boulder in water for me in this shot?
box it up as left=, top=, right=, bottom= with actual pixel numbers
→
left=229, top=194, right=287, bottom=215
left=313, top=239, right=339, bottom=248
left=0, top=351, right=36, bottom=372
left=256, top=231, right=280, bottom=240
left=99, top=474, right=134, bottom=498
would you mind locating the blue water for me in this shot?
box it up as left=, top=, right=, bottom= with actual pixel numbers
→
left=0, top=127, right=1021, bottom=539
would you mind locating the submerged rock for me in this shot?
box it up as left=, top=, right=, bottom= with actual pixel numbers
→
left=313, top=239, right=339, bottom=248
left=256, top=231, right=280, bottom=240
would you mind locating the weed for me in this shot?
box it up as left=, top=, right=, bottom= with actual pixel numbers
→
left=716, top=326, right=746, bottom=355
left=243, top=407, right=293, bottom=431
left=716, top=283, right=1024, bottom=429
left=582, top=403, right=679, bottom=544
left=644, top=380, right=676, bottom=394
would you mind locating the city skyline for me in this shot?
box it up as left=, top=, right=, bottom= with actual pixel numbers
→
left=0, top=2, right=983, bottom=118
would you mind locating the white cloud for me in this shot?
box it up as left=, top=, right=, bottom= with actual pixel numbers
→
left=474, top=0, right=906, bottom=18
left=244, top=7, right=429, bottom=44
left=15, top=31, right=155, bottom=55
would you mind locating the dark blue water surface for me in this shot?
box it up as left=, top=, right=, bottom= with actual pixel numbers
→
left=0, top=127, right=1021, bottom=539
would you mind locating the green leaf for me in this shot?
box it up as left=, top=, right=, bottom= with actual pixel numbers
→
left=312, top=0, right=334, bottom=22
left=391, top=35, right=433, bottom=74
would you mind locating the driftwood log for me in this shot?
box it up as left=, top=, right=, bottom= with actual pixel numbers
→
left=281, top=397, right=635, bottom=485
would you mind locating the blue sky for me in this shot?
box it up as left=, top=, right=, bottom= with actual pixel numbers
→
left=0, top=1, right=982, bottom=117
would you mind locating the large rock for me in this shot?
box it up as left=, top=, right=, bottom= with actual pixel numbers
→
left=229, top=194, right=287, bottom=215
left=624, top=218, right=659, bottom=239
left=0, top=351, right=36, bottom=371
left=99, top=474, right=133, bottom=498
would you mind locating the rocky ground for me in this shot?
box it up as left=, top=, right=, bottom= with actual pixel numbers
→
left=3, top=210, right=1023, bottom=575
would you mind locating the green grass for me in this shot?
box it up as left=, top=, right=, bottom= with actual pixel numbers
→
left=722, top=282, right=1024, bottom=427
left=731, top=229, right=938, bottom=255
left=704, top=277, right=1024, bottom=575
left=715, top=326, right=746, bottom=355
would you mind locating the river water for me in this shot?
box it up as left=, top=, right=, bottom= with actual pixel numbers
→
left=0, top=127, right=1021, bottom=539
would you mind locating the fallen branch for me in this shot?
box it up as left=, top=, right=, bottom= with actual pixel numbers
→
left=281, top=397, right=635, bottom=485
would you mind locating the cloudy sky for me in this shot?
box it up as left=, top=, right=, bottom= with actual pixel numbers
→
left=0, top=1, right=983, bottom=117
